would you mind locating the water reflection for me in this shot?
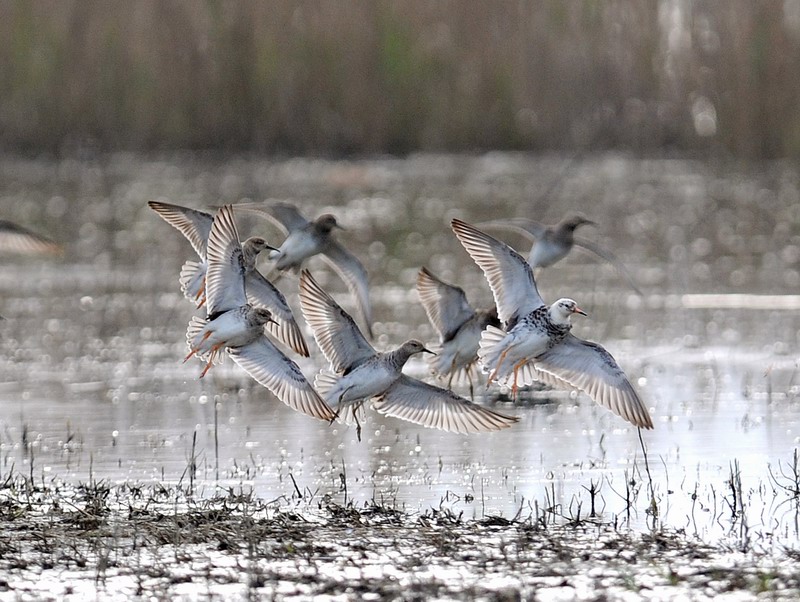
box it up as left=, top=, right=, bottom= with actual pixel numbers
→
left=0, top=153, right=798, bottom=546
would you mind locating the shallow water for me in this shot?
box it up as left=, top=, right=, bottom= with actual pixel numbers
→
left=0, top=152, right=798, bottom=549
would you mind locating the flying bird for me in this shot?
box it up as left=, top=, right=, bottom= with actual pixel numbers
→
left=416, top=267, right=500, bottom=398
left=298, top=269, right=518, bottom=440
left=451, top=218, right=653, bottom=430
left=232, top=201, right=373, bottom=338
left=184, top=206, right=334, bottom=421
left=478, top=214, right=642, bottom=294
left=148, top=200, right=309, bottom=357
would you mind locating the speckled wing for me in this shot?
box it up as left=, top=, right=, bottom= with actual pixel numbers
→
left=477, top=217, right=548, bottom=242
left=298, top=269, right=375, bottom=373
left=148, top=201, right=213, bottom=259
left=451, top=219, right=544, bottom=328
left=232, top=201, right=311, bottom=234
left=533, top=334, right=653, bottom=429
left=416, top=267, right=475, bottom=341
left=0, top=221, right=61, bottom=255
left=373, top=375, right=518, bottom=433
left=228, top=337, right=335, bottom=421
left=205, top=205, right=247, bottom=315
left=320, top=239, right=373, bottom=339
left=573, top=236, right=643, bottom=295
left=245, top=270, right=309, bottom=357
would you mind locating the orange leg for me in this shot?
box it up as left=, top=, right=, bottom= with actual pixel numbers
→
left=184, top=331, right=212, bottom=362
left=199, top=343, right=224, bottom=378
left=193, top=276, right=207, bottom=308
left=511, top=359, right=527, bottom=400
left=488, top=346, right=513, bottom=385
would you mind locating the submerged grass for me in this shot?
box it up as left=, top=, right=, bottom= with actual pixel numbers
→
left=0, top=465, right=798, bottom=600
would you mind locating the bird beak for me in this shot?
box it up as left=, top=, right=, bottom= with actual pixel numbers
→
left=422, top=346, right=436, bottom=355
left=573, top=306, right=588, bottom=316
left=266, top=244, right=279, bottom=252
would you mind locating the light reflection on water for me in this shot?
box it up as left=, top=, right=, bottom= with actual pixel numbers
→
left=0, top=153, right=798, bottom=547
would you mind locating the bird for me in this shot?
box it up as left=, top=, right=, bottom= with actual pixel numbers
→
left=478, top=214, right=642, bottom=294
left=231, top=201, right=373, bottom=338
left=451, top=218, right=653, bottom=430
left=298, top=269, right=518, bottom=440
left=148, top=200, right=309, bottom=357
left=0, top=220, right=62, bottom=320
left=184, top=205, right=335, bottom=421
left=0, top=220, right=61, bottom=256
left=416, top=267, right=500, bottom=398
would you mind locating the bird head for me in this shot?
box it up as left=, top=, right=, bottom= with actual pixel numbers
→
left=251, top=307, right=276, bottom=326
left=549, top=298, right=587, bottom=325
left=561, top=214, right=596, bottom=232
left=243, top=236, right=278, bottom=255
left=316, top=214, right=342, bottom=234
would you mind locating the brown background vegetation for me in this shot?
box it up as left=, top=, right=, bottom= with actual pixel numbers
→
left=1, top=0, right=799, bottom=157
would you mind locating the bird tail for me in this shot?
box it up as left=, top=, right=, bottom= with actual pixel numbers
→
left=426, top=344, right=476, bottom=387
left=184, top=316, right=222, bottom=364
left=179, top=260, right=206, bottom=303
left=313, top=371, right=339, bottom=397
left=477, top=324, right=507, bottom=374
left=314, top=371, right=362, bottom=426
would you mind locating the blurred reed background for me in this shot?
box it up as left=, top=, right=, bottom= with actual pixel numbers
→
left=2, top=0, right=800, bottom=158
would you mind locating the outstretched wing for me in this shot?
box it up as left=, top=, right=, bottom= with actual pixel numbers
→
left=205, top=205, right=247, bottom=315
left=298, top=269, right=375, bottom=373
left=245, top=270, right=309, bottom=357
left=573, top=236, right=643, bottom=296
left=148, top=201, right=213, bottom=259
left=534, top=334, right=653, bottom=429
left=320, top=240, right=373, bottom=339
left=0, top=221, right=61, bottom=255
left=231, top=201, right=310, bottom=234
left=228, top=337, right=335, bottom=421
left=416, top=267, right=475, bottom=341
left=476, top=217, right=547, bottom=242
left=373, top=375, right=518, bottom=434
left=451, top=219, right=544, bottom=328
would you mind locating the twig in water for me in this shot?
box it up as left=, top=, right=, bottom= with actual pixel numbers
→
left=289, top=473, right=303, bottom=500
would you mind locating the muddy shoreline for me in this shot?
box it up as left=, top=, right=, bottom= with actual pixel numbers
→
left=0, top=477, right=797, bottom=601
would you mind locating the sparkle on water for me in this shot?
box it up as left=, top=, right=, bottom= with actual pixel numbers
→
left=0, top=153, right=798, bottom=555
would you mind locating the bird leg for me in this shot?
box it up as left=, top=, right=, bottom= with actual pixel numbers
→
left=184, top=331, right=212, bottom=362
left=510, top=359, right=528, bottom=400
left=351, top=399, right=367, bottom=443
left=199, top=343, right=224, bottom=378
left=488, top=346, right=513, bottom=385
left=193, top=276, right=207, bottom=308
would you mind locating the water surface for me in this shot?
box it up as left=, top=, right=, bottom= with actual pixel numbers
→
left=0, top=153, right=797, bottom=547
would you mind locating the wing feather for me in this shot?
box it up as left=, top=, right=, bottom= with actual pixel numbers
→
left=373, top=375, right=518, bottom=434
left=416, top=267, right=474, bottom=341
left=245, top=270, right=309, bottom=356
left=451, top=219, right=544, bottom=326
left=148, top=201, right=213, bottom=259
left=231, top=201, right=310, bottom=233
left=320, top=240, right=373, bottom=339
left=533, top=334, right=653, bottom=429
left=298, top=269, right=375, bottom=372
left=205, top=205, right=247, bottom=315
left=476, top=217, right=548, bottom=242
left=573, top=236, right=643, bottom=295
left=0, top=221, right=61, bottom=256
left=228, top=337, right=335, bottom=421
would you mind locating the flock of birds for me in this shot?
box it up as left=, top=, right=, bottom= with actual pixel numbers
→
left=0, top=205, right=654, bottom=437
left=147, top=200, right=654, bottom=437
